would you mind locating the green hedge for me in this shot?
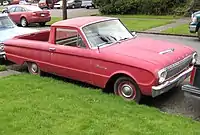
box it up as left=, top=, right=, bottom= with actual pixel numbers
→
left=94, top=0, right=189, bottom=15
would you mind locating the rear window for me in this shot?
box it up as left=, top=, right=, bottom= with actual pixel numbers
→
left=26, top=6, right=42, bottom=11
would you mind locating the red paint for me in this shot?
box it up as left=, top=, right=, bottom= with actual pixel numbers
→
left=7, top=5, right=51, bottom=25
left=4, top=16, right=195, bottom=96
left=190, top=67, right=197, bottom=85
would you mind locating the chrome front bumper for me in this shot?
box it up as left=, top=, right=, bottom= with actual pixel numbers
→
left=152, top=66, right=194, bottom=98
left=189, top=24, right=197, bottom=33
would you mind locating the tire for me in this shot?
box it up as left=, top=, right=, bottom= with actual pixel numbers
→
left=72, top=5, right=75, bottom=9
left=20, top=17, right=28, bottom=27
left=39, top=22, right=46, bottom=26
left=198, top=28, right=200, bottom=40
left=114, top=76, right=141, bottom=103
left=86, top=6, right=89, bottom=9
left=27, top=62, right=41, bottom=75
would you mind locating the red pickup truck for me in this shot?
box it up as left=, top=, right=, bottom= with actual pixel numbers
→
left=3, top=16, right=198, bottom=103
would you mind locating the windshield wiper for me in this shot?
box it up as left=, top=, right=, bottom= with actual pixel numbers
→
left=119, top=37, right=129, bottom=41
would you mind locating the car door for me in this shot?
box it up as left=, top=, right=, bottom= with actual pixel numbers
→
left=7, top=6, right=17, bottom=22
left=12, top=6, right=26, bottom=24
left=8, top=6, right=24, bottom=24
left=49, top=28, right=93, bottom=84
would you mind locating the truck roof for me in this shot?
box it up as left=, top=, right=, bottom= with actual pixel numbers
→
left=52, top=16, right=117, bottom=28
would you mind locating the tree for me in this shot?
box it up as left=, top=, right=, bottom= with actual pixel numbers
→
left=63, top=0, right=67, bottom=20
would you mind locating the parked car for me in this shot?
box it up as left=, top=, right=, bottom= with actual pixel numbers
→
left=19, top=0, right=31, bottom=5
left=54, top=0, right=82, bottom=9
left=67, top=0, right=82, bottom=8
left=38, top=0, right=55, bottom=9
left=3, top=16, right=197, bottom=103
left=2, top=5, right=51, bottom=27
left=0, top=14, right=38, bottom=59
left=3, top=1, right=9, bottom=6
left=53, top=0, right=62, bottom=9
left=189, top=11, right=200, bottom=39
left=182, top=64, right=200, bottom=100
left=81, top=0, right=95, bottom=9
left=10, top=0, right=20, bottom=4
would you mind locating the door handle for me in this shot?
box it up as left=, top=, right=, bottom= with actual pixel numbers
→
left=49, top=47, right=56, bottom=51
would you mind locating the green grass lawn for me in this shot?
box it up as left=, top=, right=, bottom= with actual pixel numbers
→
left=103, top=14, right=181, bottom=19
left=48, top=17, right=174, bottom=31
left=47, top=17, right=62, bottom=25
left=0, top=74, right=200, bottom=135
left=121, top=18, right=174, bottom=31
left=162, top=24, right=197, bottom=36
left=0, top=65, right=7, bottom=71
left=0, top=7, right=3, bottom=12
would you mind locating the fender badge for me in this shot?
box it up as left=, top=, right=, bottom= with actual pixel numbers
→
left=159, top=48, right=175, bottom=55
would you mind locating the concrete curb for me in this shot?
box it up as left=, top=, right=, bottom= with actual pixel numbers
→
left=0, top=69, right=21, bottom=78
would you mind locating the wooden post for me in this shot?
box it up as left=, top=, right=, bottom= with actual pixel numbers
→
left=62, top=0, right=67, bottom=20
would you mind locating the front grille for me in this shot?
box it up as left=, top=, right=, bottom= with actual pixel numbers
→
left=166, top=55, right=193, bottom=79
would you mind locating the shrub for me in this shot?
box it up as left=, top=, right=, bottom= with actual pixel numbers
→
left=94, top=0, right=190, bottom=15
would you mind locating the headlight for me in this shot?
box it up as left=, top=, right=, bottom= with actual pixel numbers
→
left=0, top=43, right=4, bottom=51
left=158, top=68, right=167, bottom=84
left=192, top=16, right=197, bottom=23
left=192, top=52, right=198, bottom=64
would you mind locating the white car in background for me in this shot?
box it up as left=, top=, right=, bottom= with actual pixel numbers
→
left=54, top=0, right=63, bottom=9
left=81, top=0, right=95, bottom=9
left=3, top=1, right=9, bottom=6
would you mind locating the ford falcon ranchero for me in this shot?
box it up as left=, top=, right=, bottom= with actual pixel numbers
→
left=3, top=16, right=198, bottom=103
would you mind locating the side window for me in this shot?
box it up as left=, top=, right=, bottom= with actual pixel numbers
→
left=9, top=7, right=16, bottom=13
left=55, top=28, right=86, bottom=48
left=15, top=7, right=25, bottom=12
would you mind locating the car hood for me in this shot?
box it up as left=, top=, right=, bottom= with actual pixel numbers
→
left=0, top=27, right=39, bottom=43
left=102, top=37, right=194, bottom=68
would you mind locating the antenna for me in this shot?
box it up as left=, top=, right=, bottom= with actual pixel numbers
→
left=97, top=45, right=100, bottom=53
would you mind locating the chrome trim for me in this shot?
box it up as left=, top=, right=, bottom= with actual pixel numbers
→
left=166, top=54, right=192, bottom=70
left=152, top=66, right=194, bottom=91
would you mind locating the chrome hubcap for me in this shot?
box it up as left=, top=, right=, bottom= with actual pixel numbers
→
left=121, top=84, right=133, bottom=98
left=31, top=64, right=38, bottom=73
left=21, top=19, right=26, bottom=26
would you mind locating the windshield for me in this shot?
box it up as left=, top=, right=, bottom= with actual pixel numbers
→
left=82, top=19, right=133, bottom=48
left=0, top=16, right=15, bottom=29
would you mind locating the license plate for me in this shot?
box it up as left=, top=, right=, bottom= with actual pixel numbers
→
left=41, top=14, right=45, bottom=16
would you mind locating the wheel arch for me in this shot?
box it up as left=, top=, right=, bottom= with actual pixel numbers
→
left=20, top=16, right=29, bottom=24
left=104, top=71, right=139, bottom=93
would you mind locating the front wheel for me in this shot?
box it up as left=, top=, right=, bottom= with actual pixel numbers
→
left=114, top=76, right=141, bottom=103
left=20, top=17, right=28, bottom=27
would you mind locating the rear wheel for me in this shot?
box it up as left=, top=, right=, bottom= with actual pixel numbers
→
left=20, top=17, right=28, bottom=27
left=72, top=4, right=75, bottom=9
left=39, top=22, right=46, bottom=26
left=114, top=76, right=141, bottom=103
left=27, top=62, right=41, bottom=75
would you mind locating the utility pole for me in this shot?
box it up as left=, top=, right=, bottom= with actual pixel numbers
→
left=62, top=0, right=67, bottom=20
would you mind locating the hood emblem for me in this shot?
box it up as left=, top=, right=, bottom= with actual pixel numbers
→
left=159, top=48, right=175, bottom=55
